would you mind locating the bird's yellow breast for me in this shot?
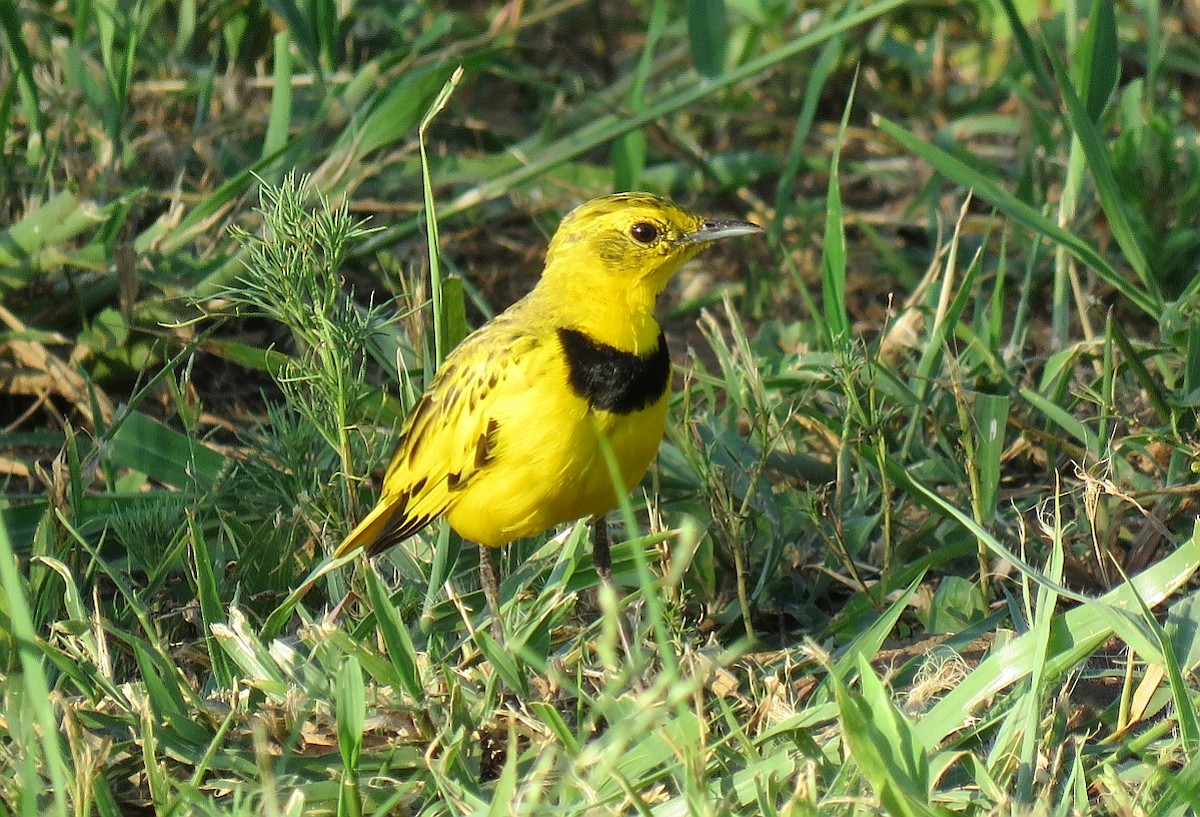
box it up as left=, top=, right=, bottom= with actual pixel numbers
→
left=338, top=301, right=673, bottom=555
left=444, top=342, right=670, bottom=546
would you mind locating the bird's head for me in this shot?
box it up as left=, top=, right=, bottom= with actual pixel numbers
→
left=541, top=192, right=762, bottom=298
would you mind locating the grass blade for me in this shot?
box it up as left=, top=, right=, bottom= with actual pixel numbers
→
left=834, top=656, right=944, bottom=817
left=687, top=0, right=727, bottom=78
left=361, top=0, right=910, bottom=251
left=336, top=655, right=365, bottom=817
left=262, top=31, right=293, bottom=162
left=0, top=0, right=44, bottom=163
left=419, top=65, right=464, bottom=371
left=876, top=116, right=1157, bottom=317
left=1075, top=0, right=1118, bottom=123
left=189, top=516, right=234, bottom=689
left=106, top=410, right=228, bottom=490
left=362, top=564, right=425, bottom=702
left=915, top=524, right=1200, bottom=748
left=0, top=520, right=70, bottom=816
left=613, top=0, right=667, bottom=190
left=1046, top=41, right=1158, bottom=303
left=821, top=72, right=855, bottom=346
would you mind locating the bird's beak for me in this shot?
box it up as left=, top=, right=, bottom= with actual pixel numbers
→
left=679, top=218, right=764, bottom=245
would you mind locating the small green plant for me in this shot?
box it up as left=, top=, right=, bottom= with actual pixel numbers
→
left=222, top=173, right=386, bottom=531
left=1110, top=82, right=1200, bottom=301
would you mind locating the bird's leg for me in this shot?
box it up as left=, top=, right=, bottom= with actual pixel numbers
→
left=592, top=519, right=634, bottom=659
left=478, top=544, right=505, bottom=641
left=592, top=518, right=613, bottom=587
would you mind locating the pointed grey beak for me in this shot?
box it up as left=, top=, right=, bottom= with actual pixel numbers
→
left=680, top=218, right=764, bottom=245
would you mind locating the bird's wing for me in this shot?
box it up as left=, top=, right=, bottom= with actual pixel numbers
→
left=336, top=317, right=540, bottom=558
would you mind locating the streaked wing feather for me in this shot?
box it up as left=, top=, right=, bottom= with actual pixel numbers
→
left=346, top=314, right=535, bottom=555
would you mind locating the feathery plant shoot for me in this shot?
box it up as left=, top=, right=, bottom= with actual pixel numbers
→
left=225, top=174, right=382, bottom=519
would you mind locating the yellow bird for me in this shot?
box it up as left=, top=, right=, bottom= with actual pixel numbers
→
left=336, top=192, right=761, bottom=635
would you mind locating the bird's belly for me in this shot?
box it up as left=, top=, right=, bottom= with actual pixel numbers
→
left=445, top=390, right=669, bottom=547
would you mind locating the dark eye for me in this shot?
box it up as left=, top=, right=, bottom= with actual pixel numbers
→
left=629, top=221, right=659, bottom=244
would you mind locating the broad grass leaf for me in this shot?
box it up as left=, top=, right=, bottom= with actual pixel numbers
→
left=1018, top=387, right=1100, bottom=454
left=0, top=192, right=106, bottom=294
left=0, top=0, right=44, bottom=161
left=189, top=518, right=235, bottom=689
left=834, top=657, right=947, bottom=817
left=262, top=31, right=293, bottom=162
left=336, top=655, right=365, bottom=771
left=687, top=0, right=727, bottom=78
left=928, top=575, right=987, bottom=634
left=363, top=565, right=425, bottom=701
left=821, top=77, right=854, bottom=346
left=107, top=411, right=227, bottom=490
left=826, top=572, right=925, bottom=697
left=1075, top=0, right=1118, bottom=123
left=971, top=391, right=1010, bottom=521
left=1047, top=45, right=1158, bottom=304
left=133, top=642, right=213, bottom=747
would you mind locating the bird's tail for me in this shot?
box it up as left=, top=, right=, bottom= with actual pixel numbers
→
left=334, top=499, right=399, bottom=559
left=335, top=490, right=442, bottom=559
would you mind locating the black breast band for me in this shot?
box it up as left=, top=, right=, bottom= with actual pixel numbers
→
left=556, top=327, right=670, bottom=414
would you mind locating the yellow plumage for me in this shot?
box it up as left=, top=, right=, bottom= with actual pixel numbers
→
left=336, top=192, right=760, bottom=624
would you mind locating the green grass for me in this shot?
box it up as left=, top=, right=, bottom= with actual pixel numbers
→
left=3, top=0, right=1200, bottom=814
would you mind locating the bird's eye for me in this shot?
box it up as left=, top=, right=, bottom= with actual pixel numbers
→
left=629, top=221, right=659, bottom=244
